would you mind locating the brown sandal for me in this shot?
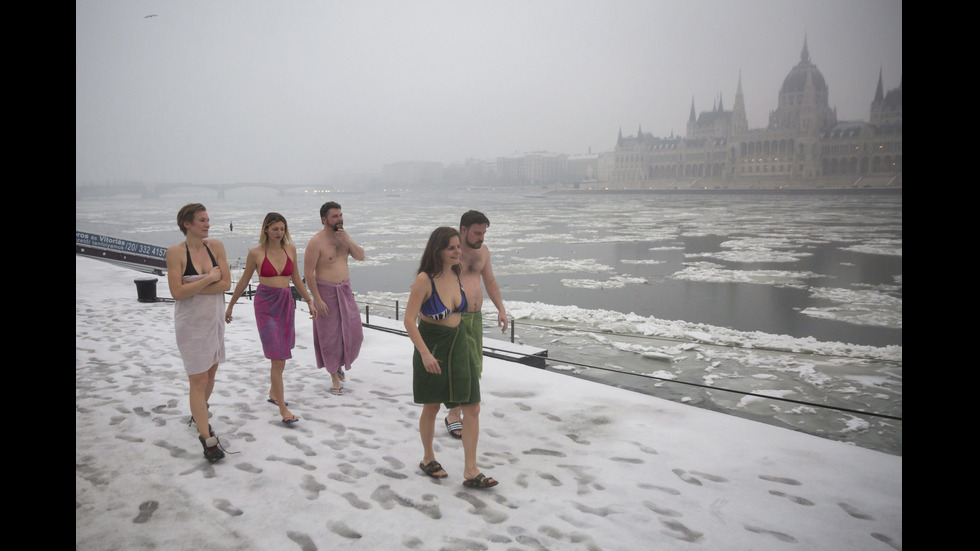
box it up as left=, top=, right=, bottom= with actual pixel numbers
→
left=419, top=460, right=448, bottom=478
left=462, top=473, right=498, bottom=488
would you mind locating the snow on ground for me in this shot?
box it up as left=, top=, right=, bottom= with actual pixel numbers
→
left=76, top=256, right=901, bottom=550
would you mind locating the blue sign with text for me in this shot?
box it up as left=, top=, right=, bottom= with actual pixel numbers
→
left=76, top=231, right=167, bottom=259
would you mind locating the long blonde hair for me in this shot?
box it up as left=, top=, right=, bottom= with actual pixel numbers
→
left=258, top=212, right=292, bottom=248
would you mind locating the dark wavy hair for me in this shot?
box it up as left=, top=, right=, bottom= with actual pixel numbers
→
left=416, top=227, right=461, bottom=277
left=459, top=209, right=490, bottom=229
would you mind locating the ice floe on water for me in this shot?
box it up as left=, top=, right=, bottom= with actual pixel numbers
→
left=672, top=261, right=819, bottom=288
left=841, top=238, right=902, bottom=256
left=495, top=256, right=616, bottom=276
left=800, top=287, right=902, bottom=329
left=620, top=258, right=666, bottom=264
left=560, top=274, right=649, bottom=289
left=485, top=299, right=901, bottom=362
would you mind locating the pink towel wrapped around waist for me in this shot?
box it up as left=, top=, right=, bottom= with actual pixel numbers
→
left=254, top=284, right=295, bottom=360
left=312, top=279, right=363, bottom=373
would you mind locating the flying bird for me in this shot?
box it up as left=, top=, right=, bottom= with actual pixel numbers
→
left=144, top=14, right=157, bottom=18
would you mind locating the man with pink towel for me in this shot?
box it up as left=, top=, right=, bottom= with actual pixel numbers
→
left=303, top=201, right=365, bottom=395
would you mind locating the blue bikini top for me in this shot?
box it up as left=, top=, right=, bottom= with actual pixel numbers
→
left=420, top=274, right=468, bottom=320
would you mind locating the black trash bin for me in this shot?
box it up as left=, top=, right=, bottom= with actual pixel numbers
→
left=134, top=278, right=159, bottom=302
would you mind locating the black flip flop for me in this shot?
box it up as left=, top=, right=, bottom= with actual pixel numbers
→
left=445, top=417, right=462, bottom=439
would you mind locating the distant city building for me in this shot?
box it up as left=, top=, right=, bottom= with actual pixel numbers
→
left=444, top=158, right=497, bottom=189
left=381, top=160, right=444, bottom=189
left=494, top=151, right=566, bottom=187
left=439, top=151, right=601, bottom=189
left=602, top=37, right=902, bottom=190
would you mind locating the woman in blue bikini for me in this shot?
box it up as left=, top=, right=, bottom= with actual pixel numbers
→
left=404, top=227, right=498, bottom=488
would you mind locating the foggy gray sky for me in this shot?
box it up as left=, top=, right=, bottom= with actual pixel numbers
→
left=76, top=0, right=902, bottom=186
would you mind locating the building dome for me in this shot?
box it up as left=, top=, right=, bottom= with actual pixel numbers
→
left=780, top=38, right=828, bottom=96
left=769, top=36, right=836, bottom=133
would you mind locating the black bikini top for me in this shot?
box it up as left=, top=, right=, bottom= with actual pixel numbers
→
left=183, top=242, right=217, bottom=277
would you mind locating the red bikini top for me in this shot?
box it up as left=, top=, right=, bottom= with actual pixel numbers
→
left=260, top=251, right=293, bottom=277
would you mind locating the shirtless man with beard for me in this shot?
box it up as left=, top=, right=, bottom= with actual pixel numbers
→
left=304, top=201, right=366, bottom=395
left=444, top=210, right=508, bottom=439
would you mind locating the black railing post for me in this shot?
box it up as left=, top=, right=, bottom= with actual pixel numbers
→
left=365, top=304, right=370, bottom=325
left=395, top=300, right=400, bottom=321
left=511, top=318, right=515, bottom=343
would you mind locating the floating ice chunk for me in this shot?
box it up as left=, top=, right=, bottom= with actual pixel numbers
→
left=839, top=415, right=872, bottom=434
left=800, top=287, right=902, bottom=329
left=560, top=275, right=648, bottom=289
left=496, top=256, right=615, bottom=276
left=672, top=261, right=818, bottom=287
left=737, top=389, right=796, bottom=408
left=841, top=239, right=902, bottom=257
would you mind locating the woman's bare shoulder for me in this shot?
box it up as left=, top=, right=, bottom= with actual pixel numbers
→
left=204, top=239, right=226, bottom=252
left=411, top=271, right=431, bottom=287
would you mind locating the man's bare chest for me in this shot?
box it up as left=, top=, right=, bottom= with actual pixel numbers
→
left=320, top=242, right=347, bottom=263
left=460, top=252, right=485, bottom=275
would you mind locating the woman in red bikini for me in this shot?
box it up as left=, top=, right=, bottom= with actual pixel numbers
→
left=225, top=212, right=316, bottom=424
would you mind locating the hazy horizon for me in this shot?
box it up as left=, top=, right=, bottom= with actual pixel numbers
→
left=76, top=0, right=902, bottom=186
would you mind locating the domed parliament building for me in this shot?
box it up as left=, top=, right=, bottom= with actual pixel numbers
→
left=606, top=38, right=902, bottom=190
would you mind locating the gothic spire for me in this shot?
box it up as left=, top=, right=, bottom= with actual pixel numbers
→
left=874, top=66, right=884, bottom=103
left=733, top=70, right=747, bottom=130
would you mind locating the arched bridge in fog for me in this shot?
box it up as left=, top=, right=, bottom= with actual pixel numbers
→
left=76, top=182, right=311, bottom=199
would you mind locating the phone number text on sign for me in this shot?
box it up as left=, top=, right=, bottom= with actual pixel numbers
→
left=76, top=231, right=166, bottom=258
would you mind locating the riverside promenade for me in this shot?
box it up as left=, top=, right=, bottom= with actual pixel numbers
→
left=76, top=255, right=902, bottom=550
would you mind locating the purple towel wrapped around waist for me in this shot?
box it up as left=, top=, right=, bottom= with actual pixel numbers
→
left=254, top=284, right=295, bottom=360
left=312, top=279, right=363, bottom=373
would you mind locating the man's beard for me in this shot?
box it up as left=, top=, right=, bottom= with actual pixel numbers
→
left=465, top=238, right=482, bottom=249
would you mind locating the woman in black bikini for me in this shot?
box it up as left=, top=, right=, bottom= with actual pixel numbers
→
left=404, top=227, right=498, bottom=488
left=165, top=203, right=231, bottom=463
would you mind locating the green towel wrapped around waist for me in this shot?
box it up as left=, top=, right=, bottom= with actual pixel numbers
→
left=413, top=319, right=480, bottom=408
